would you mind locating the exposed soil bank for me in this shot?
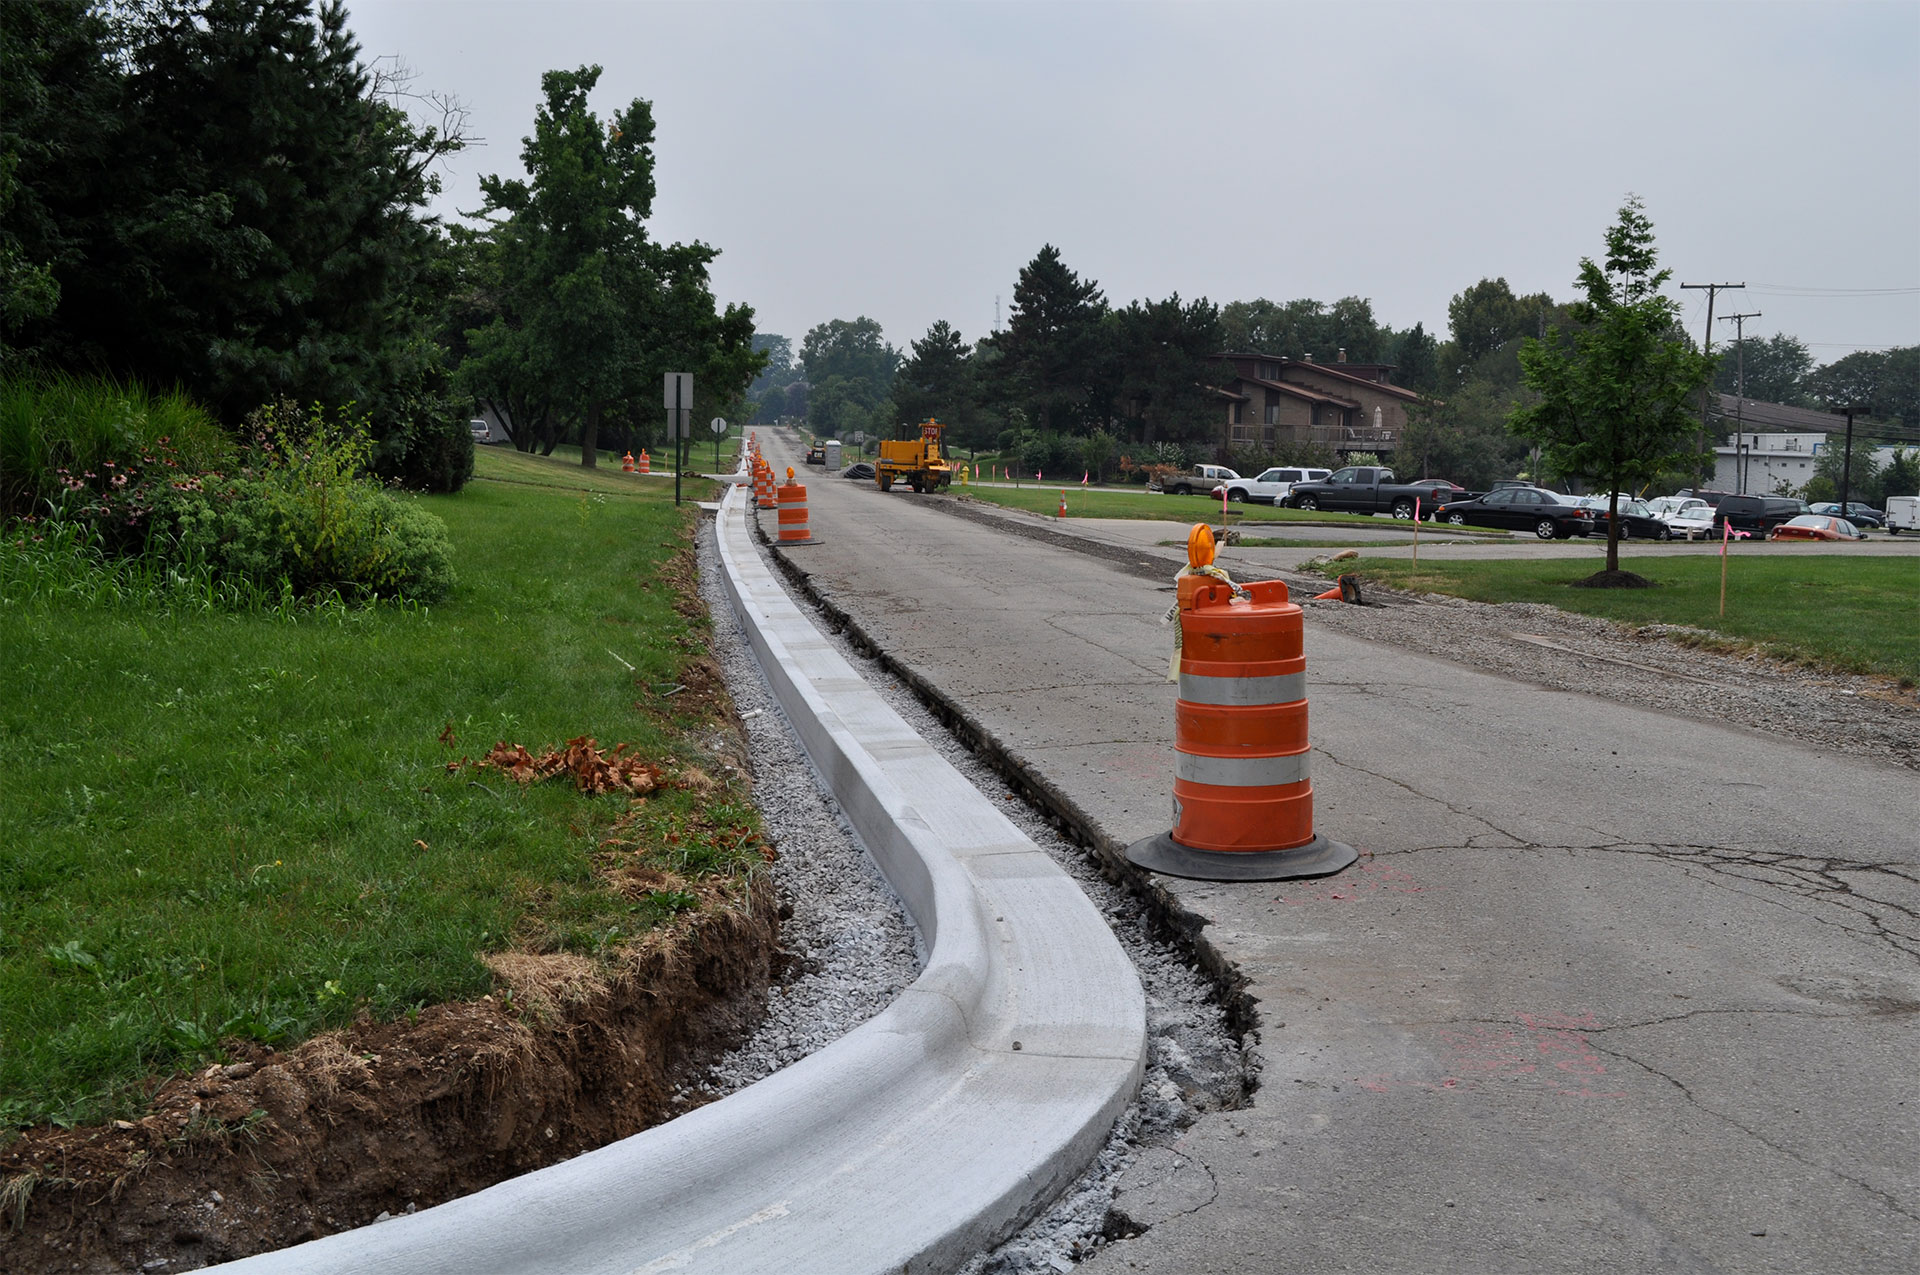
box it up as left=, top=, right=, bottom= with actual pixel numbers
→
left=0, top=874, right=779, bottom=1274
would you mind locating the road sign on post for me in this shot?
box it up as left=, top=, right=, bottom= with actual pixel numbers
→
left=711, top=417, right=726, bottom=468
left=665, top=373, right=692, bottom=505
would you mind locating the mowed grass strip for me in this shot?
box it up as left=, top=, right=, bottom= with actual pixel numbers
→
left=954, top=483, right=1509, bottom=534
left=956, top=484, right=1328, bottom=523
left=1322, top=553, right=1920, bottom=684
left=0, top=448, right=745, bottom=1127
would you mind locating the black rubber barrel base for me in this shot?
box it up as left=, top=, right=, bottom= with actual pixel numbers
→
left=1125, top=831, right=1358, bottom=882
left=772, top=537, right=821, bottom=546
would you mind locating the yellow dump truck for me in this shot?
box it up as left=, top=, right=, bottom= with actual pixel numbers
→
left=875, top=418, right=953, bottom=493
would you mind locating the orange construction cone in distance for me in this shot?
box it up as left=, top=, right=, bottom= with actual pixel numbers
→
left=1311, top=585, right=1342, bottom=601
left=1058, top=491, right=1067, bottom=520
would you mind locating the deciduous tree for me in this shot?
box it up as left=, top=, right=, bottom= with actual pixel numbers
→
left=466, top=65, right=759, bottom=466
left=1510, top=197, right=1714, bottom=579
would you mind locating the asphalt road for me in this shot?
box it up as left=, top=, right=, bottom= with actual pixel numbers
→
left=760, top=436, right=1919, bottom=1274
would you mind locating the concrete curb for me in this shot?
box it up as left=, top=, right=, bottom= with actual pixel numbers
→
left=207, top=464, right=1144, bottom=1275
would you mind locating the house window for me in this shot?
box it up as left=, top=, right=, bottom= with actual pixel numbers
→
left=1266, top=403, right=1279, bottom=425
left=1231, top=402, right=1243, bottom=424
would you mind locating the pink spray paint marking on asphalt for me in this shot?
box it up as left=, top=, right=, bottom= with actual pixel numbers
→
left=1355, top=1011, right=1626, bottom=1099
left=1274, top=855, right=1428, bottom=905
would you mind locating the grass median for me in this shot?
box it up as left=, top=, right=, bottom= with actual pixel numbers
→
left=1314, top=552, right=1920, bottom=685
left=0, top=447, right=756, bottom=1128
left=954, top=483, right=1455, bottom=527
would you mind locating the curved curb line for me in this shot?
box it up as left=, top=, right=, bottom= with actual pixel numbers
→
left=208, top=469, right=1144, bottom=1275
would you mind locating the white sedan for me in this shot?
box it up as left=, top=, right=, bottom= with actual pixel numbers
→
left=1663, top=506, right=1717, bottom=539
left=1646, top=495, right=1708, bottom=520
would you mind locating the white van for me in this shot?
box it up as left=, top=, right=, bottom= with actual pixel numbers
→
left=1885, top=495, right=1919, bottom=535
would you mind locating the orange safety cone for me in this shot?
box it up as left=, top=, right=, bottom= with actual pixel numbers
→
left=774, top=466, right=819, bottom=545
left=1126, top=525, right=1357, bottom=882
left=622, top=451, right=635, bottom=473
left=1057, top=490, right=1067, bottom=520
left=638, top=449, right=650, bottom=475
left=1311, top=585, right=1342, bottom=601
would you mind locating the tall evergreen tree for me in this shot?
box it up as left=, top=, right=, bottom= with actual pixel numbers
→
left=892, top=320, right=974, bottom=435
left=1109, top=294, right=1219, bottom=447
left=5, top=0, right=473, bottom=486
left=991, top=245, right=1108, bottom=433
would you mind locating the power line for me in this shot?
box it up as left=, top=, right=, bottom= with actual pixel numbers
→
left=1748, top=283, right=1920, bottom=296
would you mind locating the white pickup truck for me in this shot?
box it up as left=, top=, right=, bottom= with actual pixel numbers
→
left=1215, top=466, right=1332, bottom=505
left=1154, top=463, right=1240, bottom=496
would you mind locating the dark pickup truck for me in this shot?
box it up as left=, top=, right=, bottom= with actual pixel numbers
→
left=1284, top=467, right=1472, bottom=519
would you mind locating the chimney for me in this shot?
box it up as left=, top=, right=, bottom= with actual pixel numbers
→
left=1338, top=348, right=1347, bottom=362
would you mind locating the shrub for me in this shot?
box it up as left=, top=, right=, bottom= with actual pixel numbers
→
left=0, top=373, right=231, bottom=519
left=373, top=401, right=474, bottom=494
left=145, top=402, right=455, bottom=602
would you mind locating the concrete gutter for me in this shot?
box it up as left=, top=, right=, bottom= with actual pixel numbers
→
left=208, top=467, right=1144, bottom=1274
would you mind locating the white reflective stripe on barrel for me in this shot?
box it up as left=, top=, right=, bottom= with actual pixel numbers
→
left=1176, top=750, right=1310, bottom=787
left=1178, top=671, right=1306, bottom=707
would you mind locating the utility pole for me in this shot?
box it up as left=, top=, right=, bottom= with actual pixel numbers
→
left=1832, top=405, right=1858, bottom=517
left=1681, top=281, right=1742, bottom=490
left=1719, top=312, right=1761, bottom=493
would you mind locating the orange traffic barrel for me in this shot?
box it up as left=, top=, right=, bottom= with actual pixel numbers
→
left=622, top=451, right=635, bottom=473
left=1127, top=532, right=1355, bottom=882
left=755, top=462, right=775, bottom=510
left=638, top=449, right=650, bottom=474
left=774, top=468, right=819, bottom=545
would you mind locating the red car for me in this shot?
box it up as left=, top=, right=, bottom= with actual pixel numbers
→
left=1766, top=515, right=1867, bottom=542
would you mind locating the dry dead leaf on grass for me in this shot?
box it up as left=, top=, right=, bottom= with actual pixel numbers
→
left=465, top=737, right=666, bottom=797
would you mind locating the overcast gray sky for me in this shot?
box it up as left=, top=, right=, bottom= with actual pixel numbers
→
left=349, top=0, right=1919, bottom=365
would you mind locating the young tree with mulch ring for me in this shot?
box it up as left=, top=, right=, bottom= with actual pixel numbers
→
left=1510, top=196, right=1715, bottom=585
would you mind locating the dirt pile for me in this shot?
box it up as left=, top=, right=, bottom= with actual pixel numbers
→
left=0, top=874, right=778, bottom=1274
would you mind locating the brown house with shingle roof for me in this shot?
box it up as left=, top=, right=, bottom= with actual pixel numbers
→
left=1206, top=352, right=1423, bottom=458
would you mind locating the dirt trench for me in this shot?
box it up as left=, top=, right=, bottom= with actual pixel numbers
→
left=0, top=873, right=780, bottom=1274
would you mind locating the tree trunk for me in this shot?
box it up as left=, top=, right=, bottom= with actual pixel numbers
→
left=1606, top=494, right=1620, bottom=573
left=581, top=400, right=600, bottom=468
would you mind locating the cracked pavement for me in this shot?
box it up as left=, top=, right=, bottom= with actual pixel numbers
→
left=750, top=433, right=1919, bottom=1274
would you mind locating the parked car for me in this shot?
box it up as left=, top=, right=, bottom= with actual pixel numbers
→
left=842, top=462, right=876, bottom=480
left=1767, top=515, right=1867, bottom=542
left=1886, top=495, right=1920, bottom=535
left=1808, top=501, right=1884, bottom=529
left=804, top=443, right=826, bottom=465
left=1430, top=487, right=1598, bottom=539
left=1713, top=494, right=1807, bottom=538
left=1646, top=495, right=1708, bottom=520
left=1211, top=466, right=1331, bottom=504
left=1574, top=496, right=1673, bottom=540
left=1155, top=464, right=1240, bottom=495
left=469, top=418, right=493, bottom=443
left=1406, top=479, right=1476, bottom=516
left=1662, top=506, right=1717, bottom=540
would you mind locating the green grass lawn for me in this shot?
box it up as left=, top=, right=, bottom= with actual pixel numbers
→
left=1321, top=552, right=1920, bottom=684
left=0, top=449, right=753, bottom=1127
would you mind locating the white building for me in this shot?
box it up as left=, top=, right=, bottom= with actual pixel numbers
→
left=1709, top=396, right=1901, bottom=495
